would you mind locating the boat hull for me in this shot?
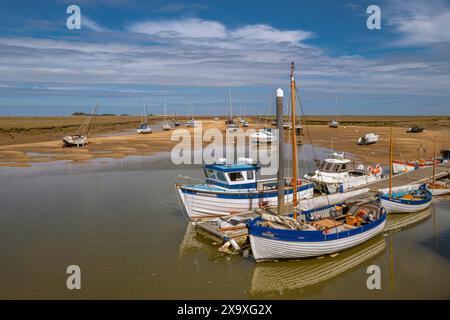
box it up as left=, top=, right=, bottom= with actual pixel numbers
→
left=177, top=184, right=314, bottom=219
left=379, top=193, right=432, bottom=214
left=308, top=174, right=380, bottom=194
left=249, top=214, right=386, bottom=262
left=392, top=160, right=439, bottom=174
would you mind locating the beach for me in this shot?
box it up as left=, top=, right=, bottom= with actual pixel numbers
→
left=0, top=116, right=448, bottom=167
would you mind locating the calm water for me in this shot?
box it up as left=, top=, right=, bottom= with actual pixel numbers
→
left=0, top=149, right=449, bottom=299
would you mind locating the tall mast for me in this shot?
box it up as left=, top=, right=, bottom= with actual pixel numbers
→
left=164, top=99, right=167, bottom=123
left=276, top=88, right=285, bottom=216
left=433, top=135, right=437, bottom=182
left=290, top=62, right=299, bottom=219
left=228, top=89, right=232, bottom=121
left=389, top=127, right=393, bottom=199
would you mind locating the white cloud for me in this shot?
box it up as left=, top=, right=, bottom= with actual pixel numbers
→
left=387, top=0, right=450, bottom=46
left=82, top=16, right=109, bottom=32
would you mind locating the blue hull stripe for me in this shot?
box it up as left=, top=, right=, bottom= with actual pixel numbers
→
left=181, top=183, right=313, bottom=199
left=249, top=210, right=387, bottom=242
left=379, top=190, right=432, bottom=205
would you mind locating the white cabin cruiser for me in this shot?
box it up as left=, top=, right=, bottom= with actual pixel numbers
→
left=357, top=133, right=379, bottom=145
left=176, top=158, right=314, bottom=220
left=305, top=152, right=383, bottom=194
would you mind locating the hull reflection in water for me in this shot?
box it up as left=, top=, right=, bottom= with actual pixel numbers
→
left=251, top=236, right=386, bottom=295
left=384, top=207, right=433, bottom=233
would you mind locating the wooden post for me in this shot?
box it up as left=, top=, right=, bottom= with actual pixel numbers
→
left=290, top=62, right=299, bottom=219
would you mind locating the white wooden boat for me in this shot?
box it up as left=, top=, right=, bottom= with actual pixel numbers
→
left=176, top=161, right=314, bottom=220
left=250, top=128, right=277, bottom=144
left=392, top=159, right=440, bottom=174
left=378, top=184, right=432, bottom=214
left=305, top=152, right=382, bottom=193
left=426, top=179, right=450, bottom=196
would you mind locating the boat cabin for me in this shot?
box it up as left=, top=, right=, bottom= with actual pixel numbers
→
left=203, top=163, right=259, bottom=189
left=317, top=158, right=352, bottom=174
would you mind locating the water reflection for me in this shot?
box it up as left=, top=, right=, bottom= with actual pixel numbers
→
left=250, top=236, right=386, bottom=296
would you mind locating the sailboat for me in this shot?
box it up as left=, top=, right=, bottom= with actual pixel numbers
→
left=426, top=137, right=450, bottom=196
left=63, top=103, right=99, bottom=147
left=136, top=98, right=152, bottom=134
left=225, top=89, right=238, bottom=130
left=162, top=99, right=171, bottom=131
left=248, top=63, right=386, bottom=262
left=378, top=131, right=432, bottom=213
left=186, top=105, right=197, bottom=127
left=328, top=96, right=339, bottom=128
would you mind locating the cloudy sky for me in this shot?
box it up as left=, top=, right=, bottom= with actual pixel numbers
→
left=0, top=0, right=449, bottom=115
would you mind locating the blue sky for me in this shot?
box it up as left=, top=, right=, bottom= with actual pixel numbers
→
left=0, top=0, right=449, bottom=115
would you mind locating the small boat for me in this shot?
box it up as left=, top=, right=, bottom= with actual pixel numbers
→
left=357, top=133, right=379, bottom=145
left=305, top=152, right=383, bottom=194
left=242, top=121, right=249, bottom=127
left=379, top=184, right=432, bottom=214
left=426, top=138, right=450, bottom=195
left=250, top=128, right=277, bottom=144
left=174, top=121, right=180, bottom=127
left=137, top=100, right=152, bottom=134
left=249, top=63, right=386, bottom=262
left=175, top=158, right=314, bottom=220
left=379, top=133, right=432, bottom=213
left=162, top=99, right=171, bottom=130
left=283, top=121, right=292, bottom=130
left=392, top=159, right=440, bottom=174
left=328, top=119, right=339, bottom=128
left=214, top=117, right=219, bottom=121
left=271, top=119, right=277, bottom=126
left=63, top=103, right=98, bottom=147
left=407, top=126, right=424, bottom=133
left=137, top=123, right=152, bottom=134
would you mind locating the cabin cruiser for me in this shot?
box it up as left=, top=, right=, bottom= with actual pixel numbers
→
left=357, top=133, right=378, bottom=145
left=176, top=158, right=314, bottom=220
left=305, top=152, right=383, bottom=194
left=250, top=128, right=276, bottom=143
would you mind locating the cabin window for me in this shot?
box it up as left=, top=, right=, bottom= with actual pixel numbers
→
left=332, top=164, right=340, bottom=173
left=228, top=172, right=245, bottom=182
left=324, top=162, right=333, bottom=172
left=341, top=163, right=347, bottom=171
left=204, top=169, right=216, bottom=179
left=247, top=170, right=254, bottom=180
left=216, top=171, right=227, bottom=183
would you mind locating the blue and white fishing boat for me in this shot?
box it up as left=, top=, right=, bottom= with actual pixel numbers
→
left=378, top=184, right=432, bottom=214
left=248, top=62, right=386, bottom=262
left=378, top=132, right=432, bottom=214
left=175, top=159, right=314, bottom=220
left=249, top=200, right=386, bottom=262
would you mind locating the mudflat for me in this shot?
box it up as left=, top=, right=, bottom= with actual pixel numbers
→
left=0, top=115, right=448, bottom=167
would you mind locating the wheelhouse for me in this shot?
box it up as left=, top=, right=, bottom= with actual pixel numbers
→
left=317, top=159, right=351, bottom=173
left=203, top=163, right=259, bottom=189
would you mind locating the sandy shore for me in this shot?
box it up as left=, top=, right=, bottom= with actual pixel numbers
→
left=0, top=116, right=448, bottom=167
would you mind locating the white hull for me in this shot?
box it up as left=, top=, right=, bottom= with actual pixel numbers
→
left=177, top=187, right=313, bottom=219
left=137, top=128, right=152, bottom=134
left=429, top=188, right=450, bottom=196
left=250, top=220, right=386, bottom=261
left=380, top=197, right=431, bottom=214
left=309, top=175, right=380, bottom=194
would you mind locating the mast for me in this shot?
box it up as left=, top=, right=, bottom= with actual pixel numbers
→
left=276, top=88, right=285, bottom=215
left=389, top=127, right=393, bottom=199
left=433, top=135, right=437, bottom=182
left=164, top=99, right=167, bottom=123
left=228, top=89, right=232, bottom=122
left=290, top=62, right=299, bottom=219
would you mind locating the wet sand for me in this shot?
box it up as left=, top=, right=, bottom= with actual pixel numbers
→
left=0, top=116, right=448, bottom=167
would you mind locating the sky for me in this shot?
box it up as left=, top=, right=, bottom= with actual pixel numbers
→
left=0, top=0, right=449, bottom=116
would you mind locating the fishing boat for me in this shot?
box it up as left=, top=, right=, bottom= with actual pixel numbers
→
left=357, top=133, right=379, bottom=145
left=250, top=128, right=276, bottom=144
left=378, top=132, right=432, bottom=213
left=305, top=152, right=383, bottom=194
left=249, top=62, right=386, bottom=262
left=175, top=158, right=314, bottom=220
left=162, top=99, right=171, bottom=131
left=63, top=103, right=98, bottom=147
left=136, top=99, right=152, bottom=134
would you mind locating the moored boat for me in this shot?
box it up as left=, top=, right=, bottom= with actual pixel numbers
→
left=392, top=159, right=440, bottom=174
left=249, top=128, right=276, bottom=144
left=357, top=133, right=379, bottom=145
left=379, top=184, right=432, bottom=214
